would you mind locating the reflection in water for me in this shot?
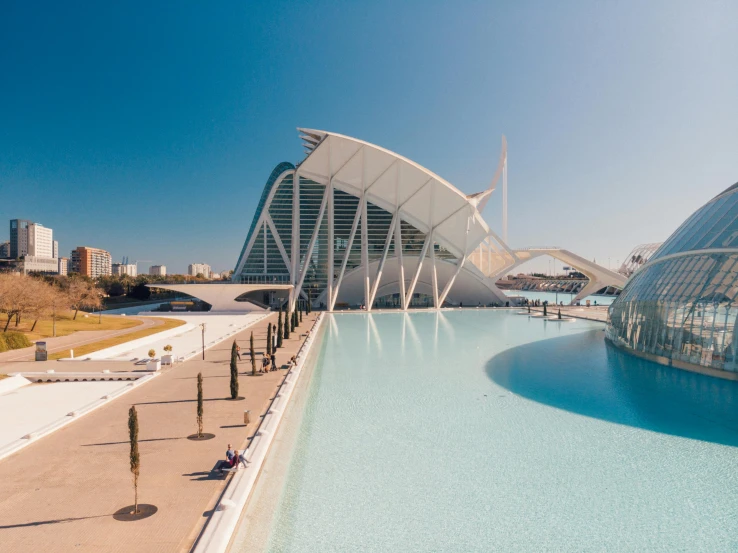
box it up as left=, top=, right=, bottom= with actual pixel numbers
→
left=488, top=329, right=738, bottom=447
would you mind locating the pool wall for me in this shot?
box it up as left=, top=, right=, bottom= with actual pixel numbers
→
left=192, top=313, right=326, bottom=553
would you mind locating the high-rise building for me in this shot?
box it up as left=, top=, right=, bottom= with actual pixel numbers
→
left=58, top=257, right=69, bottom=276
left=27, top=223, right=54, bottom=258
left=53, top=240, right=59, bottom=259
left=149, top=265, right=166, bottom=276
left=188, top=263, right=211, bottom=279
left=112, top=263, right=137, bottom=277
left=0, top=241, right=9, bottom=258
left=9, top=219, right=32, bottom=258
left=70, top=247, right=112, bottom=278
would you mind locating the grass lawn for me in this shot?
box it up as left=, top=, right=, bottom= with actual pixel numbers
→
left=49, top=317, right=186, bottom=360
left=8, top=310, right=142, bottom=341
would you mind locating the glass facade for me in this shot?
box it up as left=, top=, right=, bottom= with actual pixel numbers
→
left=607, top=182, right=738, bottom=376
left=235, top=163, right=459, bottom=306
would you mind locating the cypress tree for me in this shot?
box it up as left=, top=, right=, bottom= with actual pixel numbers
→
left=277, top=308, right=283, bottom=348
left=543, top=303, right=548, bottom=317
left=230, top=340, right=239, bottom=399
left=196, top=372, right=204, bottom=438
left=266, top=323, right=272, bottom=356
left=284, top=309, right=290, bottom=339
left=290, top=309, right=296, bottom=332
left=128, top=406, right=140, bottom=515
left=250, top=331, right=256, bottom=376
left=299, top=306, right=303, bottom=323
left=306, top=290, right=311, bottom=313
left=557, top=308, right=562, bottom=320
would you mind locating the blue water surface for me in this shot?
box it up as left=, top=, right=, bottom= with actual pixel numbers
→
left=252, top=311, right=738, bottom=552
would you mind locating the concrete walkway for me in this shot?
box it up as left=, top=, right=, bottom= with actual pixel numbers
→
left=0, top=311, right=320, bottom=553
left=528, top=304, right=609, bottom=323
left=0, top=317, right=162, bottom=364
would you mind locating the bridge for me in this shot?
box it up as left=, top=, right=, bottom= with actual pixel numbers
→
left=468, top=241, right=627, bottom=305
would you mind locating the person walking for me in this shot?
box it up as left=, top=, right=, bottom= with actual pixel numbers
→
left=235, top=343, right=242, bottom=361
left=270, top=352, right=276, bottom=371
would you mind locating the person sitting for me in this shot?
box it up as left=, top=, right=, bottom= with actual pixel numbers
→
left=225, top=443, right=234, bottom=462
left=261, top=355, right=269, bottom=373
left=218, top=452, right=237, bottom=473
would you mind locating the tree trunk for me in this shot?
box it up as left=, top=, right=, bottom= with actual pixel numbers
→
left=31, top=319, right=38, bottom=332
left=4, top=314, right=12, bottom=332
left=73, top=307, right=79, bottom=320
left=134, top=474, right=138, bottom=514
left=15, top=313, right=20, bottom=327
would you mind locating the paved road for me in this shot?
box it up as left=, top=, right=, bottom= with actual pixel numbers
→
left=0, top=311, right=319, bottom=553
left=0, top=317, right=162, bottom=365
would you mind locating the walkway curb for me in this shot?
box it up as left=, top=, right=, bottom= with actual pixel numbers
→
left=191, top=313, right=324, bottom=553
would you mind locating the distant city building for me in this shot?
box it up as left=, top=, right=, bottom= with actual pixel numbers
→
left=70, top=246, right=112, bottom=278
left=188, top=263, right=211, bottom=279
left=21, top=255, right=59, bottom=275
left=53, top=240, right=59, bottom=259
left=9, top=219, right=32, bottom=258
left=27, top=223, right=54, bottom=258
left=58, top=257, right=69, bottom=276
left=149, top=265, right=166, bottom=276
left=210, top=272, right=221, bottom=280
left=112, top=263, right=137, bottom=277
left=0, top=241, right=9, bottom=258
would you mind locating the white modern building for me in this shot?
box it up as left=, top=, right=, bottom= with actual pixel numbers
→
left=155, top=129, right=625, bottom=311
left=188, top=263, right=211, bottom=279
left=112, top=263, right=137, bottom=277
left=58, top=257, right=69, bottom=276
left=21, top=256, right=59, bottom=274
left=149, top=265, right=166, bottom=276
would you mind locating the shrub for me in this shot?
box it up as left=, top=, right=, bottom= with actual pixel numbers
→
left=0, top=332, right=32, bottom=351
left=163, top=344, right=173, bottom=352
left=147, top=349, right=156, bottom=359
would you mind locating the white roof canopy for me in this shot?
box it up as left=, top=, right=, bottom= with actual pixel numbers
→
left=296, top=129, right=491, bottom=259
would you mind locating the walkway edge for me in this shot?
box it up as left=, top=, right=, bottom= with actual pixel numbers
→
left=191, top=313, right=325, bottom=553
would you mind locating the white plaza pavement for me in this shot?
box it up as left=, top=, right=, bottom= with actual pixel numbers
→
left=0, top=380, right=127, bottom=456
left=77, top=312, right=270, bottom=362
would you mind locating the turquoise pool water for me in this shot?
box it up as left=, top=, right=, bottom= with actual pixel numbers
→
left=252, top=311, right=738, bottom=552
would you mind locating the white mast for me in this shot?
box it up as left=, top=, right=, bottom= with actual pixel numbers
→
left=502, top=147, right=508, bottom=244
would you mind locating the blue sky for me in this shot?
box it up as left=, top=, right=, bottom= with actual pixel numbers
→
left=2, top=1, right=737, bottom=274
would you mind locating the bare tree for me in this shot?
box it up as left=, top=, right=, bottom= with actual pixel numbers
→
left=67, top=279, right=102, bottom=320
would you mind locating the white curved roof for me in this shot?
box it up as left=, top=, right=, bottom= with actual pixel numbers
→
left=296, top=128, right=491, bottom=258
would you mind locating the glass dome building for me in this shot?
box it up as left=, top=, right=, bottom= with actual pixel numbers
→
left=607, top=182, right=738, bottom=379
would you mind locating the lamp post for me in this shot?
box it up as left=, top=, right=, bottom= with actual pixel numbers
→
left=200, top=322, right=206, bottom=360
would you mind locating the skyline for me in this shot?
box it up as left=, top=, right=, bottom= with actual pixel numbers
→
left=2, top=1, right=737, bottom=274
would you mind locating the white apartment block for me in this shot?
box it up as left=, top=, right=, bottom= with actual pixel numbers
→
left=112, top=263, right=138, bottom=277
left=149, top=265, right=166, bottom=276
left=188, top=263, right=211, bottom=279
left=58, top=257, right=69, bottom=276
left=27, top=223, right=54, bottom=258
left=53, top=240, right=58, bottom=259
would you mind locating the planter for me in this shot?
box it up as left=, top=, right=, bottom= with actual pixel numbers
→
left=147, top=359, right=161, bottom=372
left=161, top=354, right=174, bottom=366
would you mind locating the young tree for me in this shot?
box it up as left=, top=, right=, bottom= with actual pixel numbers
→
left=250, top=331, right=256, bottom=376
left=230, top=340, right=239, bottom=399
left=299, top=306, right=303, bottom=323
left=290, top=309, right=295, bottom=333
left=306, top=290, right=311, bottom=314
left=284, top=309, right=290, bottom=339
left=558, top=308, right=562, bottom=320
left=196, top=372, right=204, bottom=438
left=543, top=303, right=548, bottom=317
left=277, top=308, right=283, bottom=348
left=128, top=406, right=140, bottom=515
left=266, top=323, right=272, bottom=356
